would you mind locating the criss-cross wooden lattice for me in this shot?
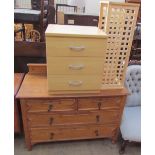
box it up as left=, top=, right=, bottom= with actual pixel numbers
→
left=98, top=1, right=139, bottom=89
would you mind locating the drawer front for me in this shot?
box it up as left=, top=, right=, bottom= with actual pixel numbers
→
left=28, top=111, right=119, bottom=127
left=78, top=97, right=122, bottom=111
left=26, top=99, right=76, bottom=113
left=46, top=37, right=107, bottom=57
left=30, top=125, right=116, bottom=143
left=48, top=75, right=102, bottom=91
left=47, top=57, right=104, bottom=75
left=100, top=97, right=122, bottom=110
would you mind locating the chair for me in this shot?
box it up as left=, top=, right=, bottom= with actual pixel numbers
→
left=119, top=63, right=141, bottom=154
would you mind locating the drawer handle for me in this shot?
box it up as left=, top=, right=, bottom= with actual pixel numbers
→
left=96, top=115, right=100, bottom=123
left=98, top=102, right=101, bottom=109
left=93, top=19, right=98, bottom=22
left=69, top=64, right=85, bottom=70
left=69, top=46, right=85, bottom=52
left=95, top=130, right=99, bottom=136
left=68, top=80, right=83, bottom=86
left=49, top=133, right=54, bottom=139
left=48, top=105, right=53, bottom=112
left=49, top=118, right=54, bottom=125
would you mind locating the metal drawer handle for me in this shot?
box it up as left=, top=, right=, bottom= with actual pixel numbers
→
left=49, top=118, right=53, bottom=125
left=69, top=64, right=85, bottom=70
left=68, top=80, right=83, bottom=86
left=49, top=133, right=54, bottom=139
left=95, top=130, right=99, bottom=136
left=69, top=46, right=85, bottom=52
left=48, top=105, right=53, bottom=112
left=98, top=102, right=101, bottom=109
left=96, top=115, right=100, bottom=123
left=93, top=19, right=98, bottom=22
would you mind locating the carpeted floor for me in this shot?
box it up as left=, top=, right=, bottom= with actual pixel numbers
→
left=15, top=136, right=141, bottom=155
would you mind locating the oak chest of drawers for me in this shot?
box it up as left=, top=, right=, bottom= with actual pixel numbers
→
left=45, top=24, right=107, bottom=94
left=17, top=64, right=128, bottom=150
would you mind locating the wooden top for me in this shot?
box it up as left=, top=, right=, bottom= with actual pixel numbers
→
left=16, top=64, right=128, bottom=99
left=45, top=24, right=107, bottom=38
left=14, top=73, right=25, bottom=96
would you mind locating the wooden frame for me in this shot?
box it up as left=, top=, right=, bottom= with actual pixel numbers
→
left=98, top=1, right=139, bottom=89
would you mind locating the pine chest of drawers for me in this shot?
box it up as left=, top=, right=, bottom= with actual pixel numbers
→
left=45, top=24, right=107, bottom=94
left=17, top=64, right=128, bottom=150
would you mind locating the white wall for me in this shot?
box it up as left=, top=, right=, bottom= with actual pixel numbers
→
left=85, top=0, right=125, bottom=15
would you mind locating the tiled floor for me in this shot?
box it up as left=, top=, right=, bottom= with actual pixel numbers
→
left=15, top=136, right=141, bottom=155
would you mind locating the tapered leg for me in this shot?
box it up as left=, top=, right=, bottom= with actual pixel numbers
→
left=119, top=139, right=128, bottom=154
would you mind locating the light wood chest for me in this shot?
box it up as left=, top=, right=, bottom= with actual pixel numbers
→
left=17, top=64, right=128, bottom=150
left=45, top=25, right=107, bottom=94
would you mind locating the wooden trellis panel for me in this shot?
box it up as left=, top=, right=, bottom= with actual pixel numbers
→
left=98, top=1, right=139, bottom=89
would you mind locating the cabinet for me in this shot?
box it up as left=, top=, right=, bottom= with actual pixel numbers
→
left=17, top=64, right=128, bottom=150
left=45, top=25, right=107, bottom=94
left=14, top=73, right=25, bottom=133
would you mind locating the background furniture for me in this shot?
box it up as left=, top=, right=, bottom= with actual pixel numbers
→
left=17, top=64, right=128, bottom=150
left=120, top=63, right=141, bottom=154
left=64, top=13, right=99, bottom=26
left=14, top=1, right=55, bottom=73
left=14, top=0, right=49, bottom=42
left=14, top=73, right=25, bottom=134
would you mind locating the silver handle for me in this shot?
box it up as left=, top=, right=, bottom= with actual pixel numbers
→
left=69, top=46, right=85, bottom=52
left=68, top=80, right=83, bottom=86
left=68, top=64, right=85, bottom=70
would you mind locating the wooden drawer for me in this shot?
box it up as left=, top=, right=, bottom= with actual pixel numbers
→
left=47, top=57, right=104, bottom=75
left=26, top=99, right=76, bottom=113
left=30, top=125, right=116, bottom=143
left=28, top=111, right=119, bottom=127
left=46, top=37, right=107, bottom=57
left=48, top=75, right=102, bottom=91
left=78, top=97, right=122, bottom=111
left=100, top=97, right=122, bottom=110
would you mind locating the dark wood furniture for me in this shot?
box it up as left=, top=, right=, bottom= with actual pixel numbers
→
left=14, top=73, right=25, bottom=133
left=17, top=64, right=128, bottom=150
left=64, top=13, right=99, bottom=26
left=14, top=0, right=49, bottom=41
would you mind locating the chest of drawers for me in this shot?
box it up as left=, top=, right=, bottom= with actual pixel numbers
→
left=45, top=24, right=107, bottom=94
left=17, top=64, right=128, bottom=150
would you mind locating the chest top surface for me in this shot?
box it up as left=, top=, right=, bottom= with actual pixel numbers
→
left=45, top=24, right=107, bottom=38
left=16, top=64, right=128, bottom=99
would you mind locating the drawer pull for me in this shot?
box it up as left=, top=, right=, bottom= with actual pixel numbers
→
left=95, top=130, right=99, bottom=136
left=98, top=102, right=101, bottom=109
left=49, top=133, right=54, bottom=139
left=93, top=19, right=98, bottom=22
left=49, top=118, right=54, bottom=125
left=68, top=80, right=83, bottom=86
left=48, top=105, right=53, bottom=112
left=69, top=64, right=85, bottom=70
left=69, top=46, right=85, bottom=52
left=96, top=115, right=100, bottom=123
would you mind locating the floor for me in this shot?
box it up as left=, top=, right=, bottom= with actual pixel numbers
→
left=15, top=136, right=141, bottom=155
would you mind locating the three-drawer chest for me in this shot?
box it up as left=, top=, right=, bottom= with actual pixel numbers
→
left=45, top=24, right=107, bottom=94
left=17, top=64, right=128, bottom=150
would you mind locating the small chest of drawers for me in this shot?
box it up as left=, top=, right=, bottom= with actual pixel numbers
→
left=17, top=64, right=128, bottom=150
left=45, top=25, right=107, bottom=94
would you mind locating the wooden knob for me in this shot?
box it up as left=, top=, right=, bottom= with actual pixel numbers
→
left=48, top=105, right=53, bottom=112
left=96, top=115, right=100, bottom=123
left=95, top=130, right=99, bottom=136
left=49, top=133, right=54, bottom=139
left=49, top=118, right=54, bottom=125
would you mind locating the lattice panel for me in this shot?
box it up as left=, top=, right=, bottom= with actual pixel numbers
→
left=98, top=1, right=139, bottom=89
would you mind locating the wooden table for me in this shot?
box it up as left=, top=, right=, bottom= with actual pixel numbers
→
left=14, top=73, right=25, bottom=133
left=17, top=64, right=128, bottom=150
